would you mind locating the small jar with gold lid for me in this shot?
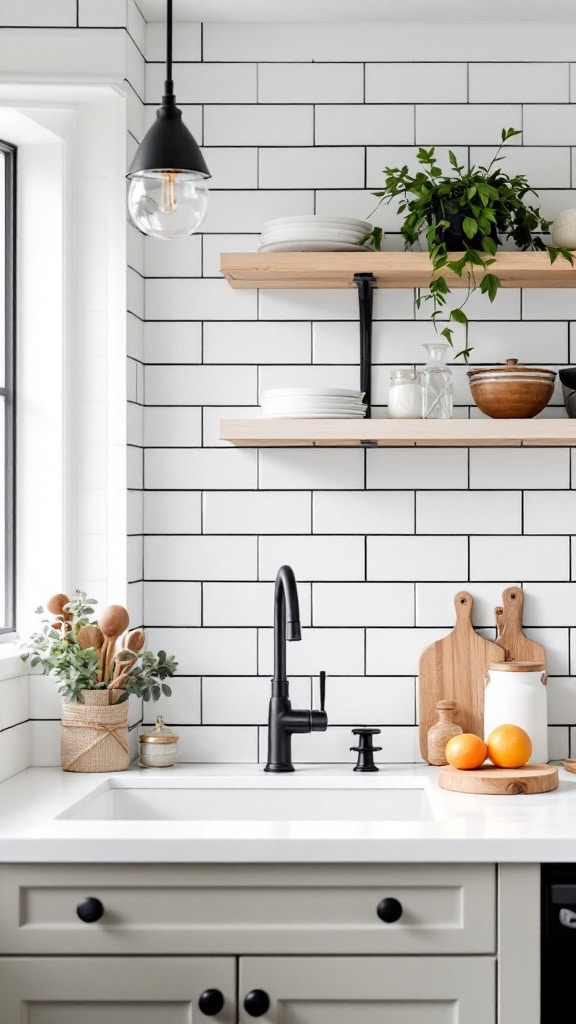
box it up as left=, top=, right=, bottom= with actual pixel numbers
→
left=139, top=716, right=179, bottom=768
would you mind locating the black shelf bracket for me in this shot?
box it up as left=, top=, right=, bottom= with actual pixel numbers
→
left=353, top=272, right=376, bottom=418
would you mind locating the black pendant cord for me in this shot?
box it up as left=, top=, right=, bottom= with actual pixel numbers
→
left=354, top=272, right=376, bottom=418
left=163, top=0, right=174, bottom=102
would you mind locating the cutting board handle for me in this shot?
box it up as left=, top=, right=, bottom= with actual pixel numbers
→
left=453, top=591, right=473, bottom=629
left=502, top=586, right=523, bottom=631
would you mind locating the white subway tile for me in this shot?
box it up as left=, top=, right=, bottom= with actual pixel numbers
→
left=314, top=188, right=396, bottom=229
left=202, top=149, right=258, bottom=190
left=523, top=104, right=576, bottom=145
left=79, top=0, right=126, bottom=26
left=259, top=146, right=365, bottom=189
left=470, top=448, right=570, bottom=489
left=366, top=145, right=468, bottom=189
left=313, top=491, right=414, bottom=535
left=145, top=448, right=257, bottom=490
left=202, top=676, right=311, bottom=725
left=144, top=536, right=257, bottom=581
left=470, top=536, right=570, bottom=582
left=259, top=63, right=363, bottom=103
left=546, top=677, right=576, bottom=724
left=145, top=364, right=257, bottom=406
left=144, top=235, right=202, bottom=278
left=147, top=627, right=257, bottom=676
left=146, top=62, right=257, bottom=104
left=29, top=674, right=61, bottom=720
left=144, top=407, right=202, bottom=447
left=312, top=675, right=415, bottom=726
left=259, top=449, right=364, bottom=490
left=367, top=448, right=468, bottom=489
left=368, top=536, right=468, bottom=582
left=417, top=490, right=521, bottom=535
left=0, top=677, right=28, bottom=730
left=204, top=491, right=311, bottom=535
left=204, top=321, right=311, bottom=364
left=29, top=721, right=59, bottom=768
left=127, top=534, right=143, bottom=584
left=258, top=287, right=357, bottom=322
left=2, top=1, right=75, bottom=25
left=258, top=364, right=358, bottom=396
left=146, top=278, right=257, bottom=321
left=367, top=627, right=443, bottom=675
left=204, top=581, right=310, bottom=628
left=525, top=491, right=576, bottom=534
left=146, top=21, right=200, bottom=62
left=366, top=63, right=467, bottom=103
left=203, top=189, right=314, bottom=233
left=467, top=321, right=568, bottom=365
left=144, top=322, right=202, bottom=365
left=259, top=536, right=365, bottom=582
left=529, top=628, right=569, bottom=674
left=205, top=105, right=313, bottom=146
left=469, top=145, right=571, bottom=189
left=143, top=491, right=201, bottom=535
left=470, top=63, right=569, bottom=102
left=313, top=583, right=414, bottom=627
left=0, top=723, right=30, bottom=781
left=127, top=0, right=145, bottom=53
left=521, top=584, right=576, bottom=627
left=127, top=445, right=143, bottom=489
left=536, top=189, right=576, bottom=223
left=417, top=285, right=521, bottom=322
left=522, top=287, right=576, bottom=320
left=313, top=322, right=357, bottom=365
left=203, top=407, right=259, bottom=448
left=549, top=726, right=569, bottom=761
left=204, top=235, right=259, bottom=278
left=143, top=582, right=202, bottom=627
left=142, top=678, right=201, bottom=727
left=416, top=582, right=518, bottom=629
left=127, top=489, right=143, bottom=536
left=416, top=104, right=522, bottom=145
left=177, top=726, right=258, bottom=763
left=315, top=104, right=413, bottom=146
left=258, top=626, right=364, bottom=676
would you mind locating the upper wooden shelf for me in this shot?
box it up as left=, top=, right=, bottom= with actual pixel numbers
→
left=220, top=251, right=576, bottom=290
left=220, top=417, right=576, bottom=448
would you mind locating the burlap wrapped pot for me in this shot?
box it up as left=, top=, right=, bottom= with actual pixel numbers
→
left=60, top=689, right=129, bottom=772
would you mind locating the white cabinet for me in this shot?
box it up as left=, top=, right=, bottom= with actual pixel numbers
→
left=0, top=861, right=534, bottom=1024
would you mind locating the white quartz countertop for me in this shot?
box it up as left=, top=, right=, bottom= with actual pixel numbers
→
left=1, top=763, right=576, bottom=863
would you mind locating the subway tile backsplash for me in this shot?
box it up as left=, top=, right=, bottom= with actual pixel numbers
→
left=5, top=12, right=576, bottom=776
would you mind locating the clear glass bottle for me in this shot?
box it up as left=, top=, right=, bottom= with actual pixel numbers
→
left=422, top=341, right=453, bottom=419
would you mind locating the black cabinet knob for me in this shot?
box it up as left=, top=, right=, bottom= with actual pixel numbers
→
left=76, top=897, right=104, bottom=923
left=377, top=896, right=403, bottom=923
left=243, top=989, right=270, bottom=1017
left=198, top=989, right=225, bottom=1016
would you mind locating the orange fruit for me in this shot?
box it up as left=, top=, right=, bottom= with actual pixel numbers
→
left=486, top=724, right=532, bottom=768
left=445, top=733, right=488, bottom=770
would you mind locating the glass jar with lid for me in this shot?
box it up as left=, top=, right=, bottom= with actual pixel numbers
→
left=388, top=367, right=423, bottom=418
left=422, top=341, right=453, bottom=419
left=139, top=715, right=179, bottom=768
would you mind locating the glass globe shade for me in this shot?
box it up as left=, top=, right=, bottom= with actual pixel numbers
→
left=127, top=170, right=209, bottom=240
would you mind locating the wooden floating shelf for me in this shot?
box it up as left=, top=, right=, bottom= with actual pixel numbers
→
left=220, top=250, right=576, bottom=290
left=219, top=417, right=576, bottom=448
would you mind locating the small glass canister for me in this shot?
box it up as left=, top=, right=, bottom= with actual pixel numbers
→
left=139, top=716, right=179, bottom=768
left=388, top=368, right=423, bottom=418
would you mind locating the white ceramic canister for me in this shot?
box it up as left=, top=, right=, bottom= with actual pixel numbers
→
left=483, top=661, right=548, bottom=764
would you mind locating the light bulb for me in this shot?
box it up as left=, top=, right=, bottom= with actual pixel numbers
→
left=127, top=170, right=209, bottom=240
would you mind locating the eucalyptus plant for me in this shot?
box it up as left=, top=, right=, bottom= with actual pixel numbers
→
left=20, top=589, right=177, bottom=704
left=363, top=128, right=573, bottom=360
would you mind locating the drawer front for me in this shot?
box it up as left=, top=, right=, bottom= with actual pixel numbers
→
left=0, top=862, right=495, bottom=955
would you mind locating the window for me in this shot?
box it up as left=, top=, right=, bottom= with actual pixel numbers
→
left=0, top=140, right=15, bottom=632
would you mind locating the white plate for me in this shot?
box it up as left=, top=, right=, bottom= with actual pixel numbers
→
left=262, top=387, right=364, bottom=399
left=257, top=241, right=372, bottom=253
left=261, top=215, right=373, bottom=232
left=262, top=402, right=367, bottom=413
left=260, top=411, right=367, bottom=419
left=261, top=226, right=369, bottom=240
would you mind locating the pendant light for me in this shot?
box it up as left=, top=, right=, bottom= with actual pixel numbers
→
left=127, top=0, right=210, bottom=240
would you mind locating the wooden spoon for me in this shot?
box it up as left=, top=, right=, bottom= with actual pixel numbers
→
left=109, top=648, right=138, bottom=689
left=98, top=605, right=130, bottom=683
left=123, top=628, right=146, bottom=653
left=46, top=593, right=72, bottom=622
left=76, top=625, right=105, bottom=652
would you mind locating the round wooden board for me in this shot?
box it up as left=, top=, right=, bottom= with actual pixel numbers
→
left=438, top=763, right=558, bottom=795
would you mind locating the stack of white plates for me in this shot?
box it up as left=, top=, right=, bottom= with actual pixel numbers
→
left=258, top=216, right=373, bottom=253
left=260, top=387, right=367, bottom=419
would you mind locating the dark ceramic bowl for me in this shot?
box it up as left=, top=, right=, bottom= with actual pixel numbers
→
left=559, top=368, right=576, bottom=418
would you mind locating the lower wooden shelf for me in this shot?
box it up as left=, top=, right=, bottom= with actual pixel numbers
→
left=219, top=417, right=576, bottom=447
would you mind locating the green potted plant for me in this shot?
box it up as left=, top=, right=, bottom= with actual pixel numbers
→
left=363, top=128, right=573, bottom=360
left=21, top=590, right=178, bottom=772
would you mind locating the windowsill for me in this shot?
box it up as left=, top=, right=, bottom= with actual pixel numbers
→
left=0, top=642, right=27, bottom=680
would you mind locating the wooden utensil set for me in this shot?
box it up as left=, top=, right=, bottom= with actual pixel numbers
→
left=50, top=595, right=143, bottom=689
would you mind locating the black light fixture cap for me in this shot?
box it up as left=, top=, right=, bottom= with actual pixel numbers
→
left=127, top=102, right=210, bottom=179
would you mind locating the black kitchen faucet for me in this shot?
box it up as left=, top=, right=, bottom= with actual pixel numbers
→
left=264, top=565, right=328, bottom=772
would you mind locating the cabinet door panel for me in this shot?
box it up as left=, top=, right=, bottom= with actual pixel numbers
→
left=0, top=957, right=235, bottom=1024
left=240, top=956, right=495, bottom=1024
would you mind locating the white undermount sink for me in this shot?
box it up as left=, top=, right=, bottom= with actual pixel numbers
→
left=58, top=779, right=435, bottom=822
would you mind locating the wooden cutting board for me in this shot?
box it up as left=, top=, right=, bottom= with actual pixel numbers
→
left=418, top=591, right=506, bottom=761
left=495, top=586, right=546, bottom=665
left=438, top=763, right=558, bottom=795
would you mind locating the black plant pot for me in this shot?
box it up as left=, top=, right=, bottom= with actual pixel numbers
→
left=429, top=198, right=500, bottom=251
left=559, top=367, right=576, bottom=417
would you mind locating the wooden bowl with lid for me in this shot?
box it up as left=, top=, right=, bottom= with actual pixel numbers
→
left=467, top=358, right=556, bottom=418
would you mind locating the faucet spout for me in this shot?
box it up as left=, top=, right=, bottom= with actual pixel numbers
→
left=265, top=565, right=328, bottom=773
